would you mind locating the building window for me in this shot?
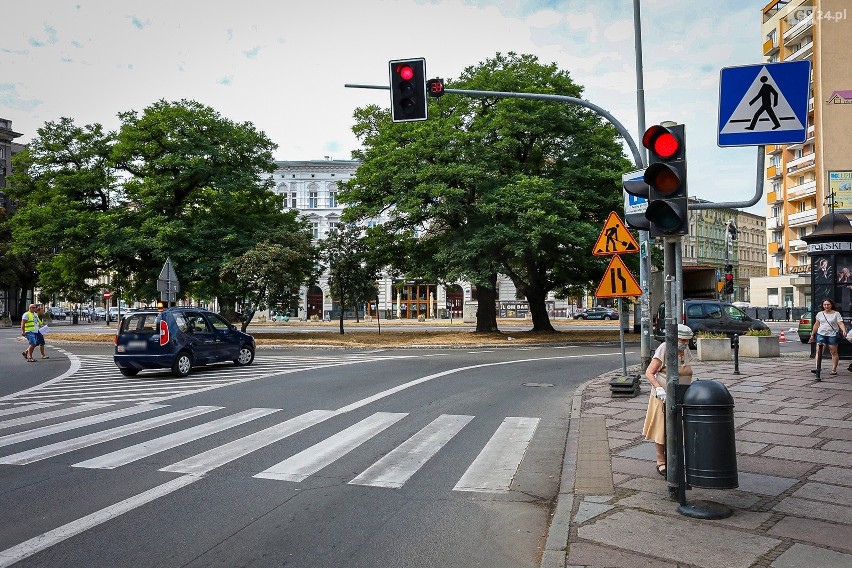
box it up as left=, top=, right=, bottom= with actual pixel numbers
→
left=329, top=191, right=337, bottom=208
left=309, top=191, right=318, bottom=208
left=328, top=221, right=338, bottom=232
left=290, top=192, right=297, bottom=209
left=312, top=222, right=319, bottom=239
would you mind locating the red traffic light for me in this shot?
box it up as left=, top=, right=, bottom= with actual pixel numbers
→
left=725, top=273, right=734, bottom=281
left=642, top=125, right=682, bottom=160
left=397, top=65, right=414, bottom=81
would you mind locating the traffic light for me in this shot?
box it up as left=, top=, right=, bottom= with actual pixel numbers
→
left=389, top=58, right=427, bottom=122
left=642, top=123, right=688, bottom=237
left=724, top=264, right=734, bottom=295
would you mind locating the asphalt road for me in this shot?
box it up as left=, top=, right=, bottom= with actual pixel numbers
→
left=0, top=333, right=638, bottom=568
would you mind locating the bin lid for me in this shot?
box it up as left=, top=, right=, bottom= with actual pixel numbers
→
left=683, top=380, right=734, bottom=406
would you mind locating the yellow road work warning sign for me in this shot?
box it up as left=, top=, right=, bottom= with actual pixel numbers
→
left=595, top=255, right=642, bottom=298
left=593, top=212, right=639, bottom=256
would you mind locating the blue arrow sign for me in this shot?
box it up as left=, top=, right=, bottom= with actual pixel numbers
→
left=718, top=60, right=811, bottom=147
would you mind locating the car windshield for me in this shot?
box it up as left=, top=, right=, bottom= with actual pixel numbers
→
left=120, top=313, right=160, bottom=334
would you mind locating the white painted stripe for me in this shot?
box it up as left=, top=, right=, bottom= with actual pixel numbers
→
left=73, top=408, right=280, bottom=469
left=0, top=406, right=220, bottom=465
left=349, top=414, right=473, bottom=488
left=0, top=348, right=81, bottom=402
left=453, top=417, right=540, bottom=493
left=0, top=404, right=166, bottom=448
left=0, top=403, right=61, bottom=417
left=255, top=412, right=407, bottom=482
left=161, top=409, right=335, bottom=475
left=0, top=474, right=200, bottom=568
left=0, top=403, right=110, bottom=429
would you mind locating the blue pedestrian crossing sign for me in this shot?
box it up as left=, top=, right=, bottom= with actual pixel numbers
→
left=718, top=60, right=811, bottom=147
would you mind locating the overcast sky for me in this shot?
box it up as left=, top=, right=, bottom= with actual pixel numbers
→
left=2, top=0, right=767, bottom=213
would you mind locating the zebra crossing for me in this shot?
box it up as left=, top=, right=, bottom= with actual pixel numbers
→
left=0, top=352, right=424, bottom=405
left=0, top=401, right=540, bottom=493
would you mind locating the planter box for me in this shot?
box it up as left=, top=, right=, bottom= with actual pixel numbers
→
left=697, top=337, right=732, bottom=361
left=738, top=335, right=780, bottom=358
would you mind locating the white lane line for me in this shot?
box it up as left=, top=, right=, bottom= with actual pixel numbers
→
left=254, top=412, right=407, bottom=483
left=0, top=406, right=221, bottom=465
left=0, top=404, right=110, bottom=429
left=0, top=348, right=81, bottom=402
left=453, top=417, right=540, bottom=493
left=0, top=403, right=62, bottom=417
left=349, top=414, right=473, bottom=489
left=0, top=474, right=200, bottom=568
left=0, top=404, right=166, bottom=449
left=73, top=408, right=280, bottom=470
left=160, top=409, right=335, bottom=475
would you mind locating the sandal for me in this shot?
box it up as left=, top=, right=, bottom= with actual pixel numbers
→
left=26, top=358, right=36, bottom=362
left=41, top=356, right=50, bottom=359
left=656, top=464, right=666, bottom=476
left=830, top=370, right=838, bottom=376
left=21, top=350, right=28, bottom=360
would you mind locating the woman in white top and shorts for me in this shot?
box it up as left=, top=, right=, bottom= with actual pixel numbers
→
left=810, top=298, right=847, bottom=376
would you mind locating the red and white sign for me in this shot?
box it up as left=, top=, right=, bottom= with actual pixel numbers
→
left=103, top=291, right=112, bottom=299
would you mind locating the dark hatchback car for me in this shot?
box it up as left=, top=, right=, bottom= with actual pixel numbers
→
left=114, top=307, right=255, bottom=377
left=573, top=306, right=619, bottom=320
left=654, top=299, right=769, bottom=348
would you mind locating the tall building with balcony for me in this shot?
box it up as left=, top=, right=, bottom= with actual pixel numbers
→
left=755, top=0, right=852, bottom=308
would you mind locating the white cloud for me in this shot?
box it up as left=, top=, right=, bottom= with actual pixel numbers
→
left=1, top=0, right=768, bottom=212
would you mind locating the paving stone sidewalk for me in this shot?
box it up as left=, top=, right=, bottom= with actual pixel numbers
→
left=543, top=355, right=852, bottom=568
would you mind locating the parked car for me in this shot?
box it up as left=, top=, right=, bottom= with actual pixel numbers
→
left=573, top=306, right=619, bottom=320
left=797, top=312, right=812, bottom=343
left=654, top=299, right=769, bottom=348
left=48, top=306, right=69, bottom=320
left=114, top=307, right=255, bottom=377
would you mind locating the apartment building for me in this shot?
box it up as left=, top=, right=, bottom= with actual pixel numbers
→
left=757, top=0, right=852, bottom=305
left=0, top=118, right=26, bottom=320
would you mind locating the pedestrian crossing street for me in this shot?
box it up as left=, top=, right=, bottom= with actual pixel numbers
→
left=2, top=352, right=425, bottom=405
left=0, top=401, right=540, bottom=493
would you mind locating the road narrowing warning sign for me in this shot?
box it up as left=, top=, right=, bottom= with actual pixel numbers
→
left=595, top=255, right=642, bottom=299
left=594, top=212, right=639, bottom=256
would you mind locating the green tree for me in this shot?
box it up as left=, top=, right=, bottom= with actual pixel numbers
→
left=221, top=214, right=319, bottom=331
left=7, top=100, right=303, bottom=314
left=342, top=53, right=630, bottom=332
left=319, top=225, right=378, bottom=334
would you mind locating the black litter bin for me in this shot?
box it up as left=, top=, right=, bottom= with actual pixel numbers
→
left=72, top=312, right=79, bottom=325
left=682, top=380, right=738, bottom=489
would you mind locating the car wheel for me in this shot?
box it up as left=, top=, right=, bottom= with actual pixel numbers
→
left=235, top=345, right=254, bottom=366
left=119, top=368, right=139, bottom=377
left=603, top=315, right=611, bottom=320
left=172, top=352, right=192, bottom=377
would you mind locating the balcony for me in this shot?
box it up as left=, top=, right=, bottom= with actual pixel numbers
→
left=786, top=152, right=815, bottom=174
left=763, top=36, right=779, bottom=56
left=787, top=179, right=816, bottom=200
left=767, top=165, right=781, bottom=179
left=789, top=239, right=808, bottom=252
left=767, top=216, right=784, bottom=231
left=766, top=190, right=783, bottom=204
left=783, top=12, right=813, bottom=44
left=766, top=144, right=783, bottom=155
left=788, top=39, right=813, bottom=61
left=768, top=241, right=780, bottom=255
left=788, top=208, right=817, bottom=227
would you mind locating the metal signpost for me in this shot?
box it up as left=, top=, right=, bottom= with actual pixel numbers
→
left=157, top=257, right=180, bottom=306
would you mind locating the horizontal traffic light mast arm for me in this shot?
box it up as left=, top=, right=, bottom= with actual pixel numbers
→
left=345, top=83, right=643, bottom=168
left=345, top=83, right=765, bottom=211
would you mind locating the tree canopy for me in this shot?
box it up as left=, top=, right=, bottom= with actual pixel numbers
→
left=5, top=99, right=313, bottom=316
left=341, top=52, right=631, bottom=331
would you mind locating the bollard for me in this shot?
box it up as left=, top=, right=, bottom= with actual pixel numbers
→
left=732, top=334, right=740, bottom=375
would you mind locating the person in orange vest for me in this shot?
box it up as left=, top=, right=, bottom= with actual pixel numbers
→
left=20, top=303, right=40, bottom=362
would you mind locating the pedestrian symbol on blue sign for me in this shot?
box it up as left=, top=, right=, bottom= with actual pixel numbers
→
left=718, top=61, right=811, bottom=147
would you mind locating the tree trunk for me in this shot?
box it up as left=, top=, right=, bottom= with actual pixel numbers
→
left=474, top=273, right=499, bottom=333
left=526, top=286, right=555, bottom=332
left=339, top=304, right=345, bottom=334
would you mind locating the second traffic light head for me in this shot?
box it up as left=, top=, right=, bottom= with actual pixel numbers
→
left=642, top=123, right=688, bottom=237
left=389, top=58, right=427, bottom=122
